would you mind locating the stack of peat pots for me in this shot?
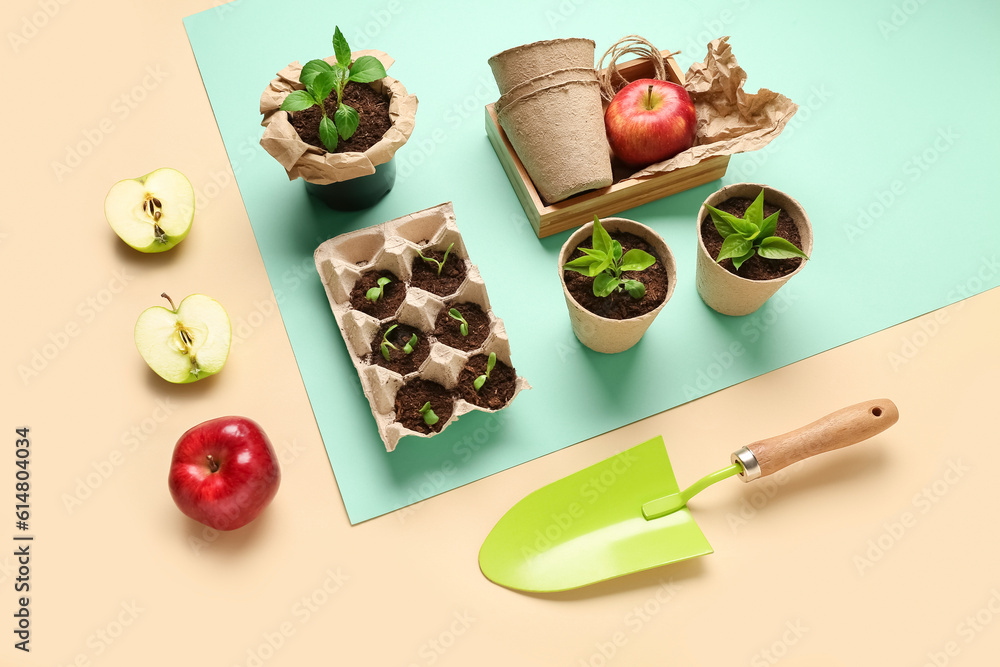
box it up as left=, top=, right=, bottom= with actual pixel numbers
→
left=489, top=38, right=613, bottom=204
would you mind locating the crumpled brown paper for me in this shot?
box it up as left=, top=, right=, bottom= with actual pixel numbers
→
left=259, top=50, right=418, bottom=185
left=630, top=37, right=797, bottom=179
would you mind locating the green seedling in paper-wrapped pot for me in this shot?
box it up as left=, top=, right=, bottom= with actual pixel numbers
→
left=259, top=26, right=418, bottom=211
left=280, top=27, right=388, bottom=153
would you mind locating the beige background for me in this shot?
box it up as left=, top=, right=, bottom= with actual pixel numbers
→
left=4, top=1, right=999, bottom=665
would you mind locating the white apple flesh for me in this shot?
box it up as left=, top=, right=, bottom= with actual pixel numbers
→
left=135, top=293, right=231, bottom=383
left=105, top=168, right=194, bottom=252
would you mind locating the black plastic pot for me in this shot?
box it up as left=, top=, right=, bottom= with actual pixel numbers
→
left=304, top=158, right=396, bottom=211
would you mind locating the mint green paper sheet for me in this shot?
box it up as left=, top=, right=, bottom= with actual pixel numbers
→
left=184, top=0, right=1000, bottom=523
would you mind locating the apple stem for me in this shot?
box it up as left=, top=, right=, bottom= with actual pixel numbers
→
left=161, top=293, right=177, bottom=311
left=206, top=454, right=220, bottom=473
left=644, top=84, right=655, bottom=110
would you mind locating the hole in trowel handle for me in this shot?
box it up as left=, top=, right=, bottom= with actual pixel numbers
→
left=871, top=407, right=883, bottom=417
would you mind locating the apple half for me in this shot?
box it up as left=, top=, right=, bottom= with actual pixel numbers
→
left=105, top=168, right=194, bottom=252
left=135, top=293, right=231, bottom=383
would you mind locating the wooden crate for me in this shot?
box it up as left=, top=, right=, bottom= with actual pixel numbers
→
left=485, top=50, right=730, bottom=238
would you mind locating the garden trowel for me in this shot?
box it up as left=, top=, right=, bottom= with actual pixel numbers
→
left=479, top=399, right=898, bottom=592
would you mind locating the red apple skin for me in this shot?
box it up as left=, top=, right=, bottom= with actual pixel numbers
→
left=604, top=78, right=698, bottom=167
left=168, top=416, right=280, bottom=531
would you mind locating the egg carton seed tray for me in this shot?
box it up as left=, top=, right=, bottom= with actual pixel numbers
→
left=314, top=202, right=530, bottom=451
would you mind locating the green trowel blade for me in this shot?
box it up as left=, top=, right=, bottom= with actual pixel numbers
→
left=479, top=436, right=713, bottom=593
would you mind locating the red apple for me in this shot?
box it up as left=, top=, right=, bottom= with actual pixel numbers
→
left=604, top=78, right=697, bottom=167
left=168, top=416, right=280, bottom=531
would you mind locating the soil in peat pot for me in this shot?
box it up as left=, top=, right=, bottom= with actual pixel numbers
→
left=563, top=232, right=670, bottom=320
left=394, top=379, right=454, bottom=434
left=410, top=248, right=467, bottom=297
left=349, top=269, right=406, bottom=319
left=289, top=81, right=392, bottom=153
left=456, top=354, right=517, bottom=410
left=366, top=321, right=431, bottom=375
left=700, top=197, right=805, bottom=280
left=432, top=302, right=490, bottom=352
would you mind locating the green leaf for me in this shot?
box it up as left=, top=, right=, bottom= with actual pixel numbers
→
left=593, top=272, right=619, bottom=297
left=318, top=115, right=338, bottom=152
left=579, top=248, right=606, bottom=259
left=334, top=103, right=360, bottom=140
left=707, top=205, right=755, bottom=237
left=280, top=90, right=317, bottom=112
left=311, top=71, right=338, bottom=105
left=623, top=279, right=646, bottom=299
left=447, top=308, right=469, bottom=336
left=591, top=217, right=614, bottom=257
left=758, top=236, right=810, bottom=260
left=588, top=254, right=613, bottom=277
left=618, top=249, right=656, bottom=272
left=418, top=401, right=439, bottom=426
left=383, top=324, right=397, bottom=339
left=403, top=334, right=418, bottom=354
left=707, top=207, right=736, bottom=238
left=365, top=286, right=382, bottom=303
left=731, top=248, right=755, bottom=271
left=377, top=277, right=391, bottom=288
left=300, top=59, right=334, bottom=87
left=745, top=190, right=765, bottom=228
left=563, top=255, right=600, bottom=275
left=380, top=343, right=392, bottom=361
left=486, top=352, right=497, bottom=375
left=440, top=243, right=454, bottom=275
left=758, top=211, right=780, bottom=240
left=473, top=375, right=487, bottom=392
left=717, top=234, right=753, bottom=263
left=349, top=55, right=388, bottom=83
left=332, top=26, right=352, bottom=68
left=612, top=240, right=623, bottom=263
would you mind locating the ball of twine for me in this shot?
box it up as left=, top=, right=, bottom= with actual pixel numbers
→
left=597, top=35, right=678, bottom=102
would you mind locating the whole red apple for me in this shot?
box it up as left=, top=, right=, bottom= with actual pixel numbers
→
left=604, top=78, right=697, bottom=167
left=168, top=416, right=280, bottom=531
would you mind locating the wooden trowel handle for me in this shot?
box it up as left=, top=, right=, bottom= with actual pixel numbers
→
left=736, top=399, right=899, bottom=480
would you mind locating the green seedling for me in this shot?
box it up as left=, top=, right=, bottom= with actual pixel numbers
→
left=418, top=243, right=454, bottom=276
left=707, top=189, right=809, bottom=271
left=563, top=216, right=656, bottom=299
left=448, top=308, right=469, bottom=336
left=365, top=276, right=392, bottom=303
left=380, top=324, right=418, bottom=361
left=279, top=26, right=388, bottom=152
left=419, top=401, right=439, bottom=426
left=474, top=352, right=497, bottom=393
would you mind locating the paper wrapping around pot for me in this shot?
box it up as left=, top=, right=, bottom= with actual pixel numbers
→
left=314, top=202, right=530, bottom=452
left=489, top=38, right=596, bottom=95
left=260, top=50, right=418, bottom=185
left=498, top=79, right=613, bottom=204
left=695, top=183, right=813, bottom=316
left=559, top=218, right=676, bottom=354
left=629, top=37, right=798, bottom=179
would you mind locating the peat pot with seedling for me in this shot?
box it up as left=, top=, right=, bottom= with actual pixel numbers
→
left=559, top=216, right=676, bottom=353
left=260, top=27, right=418, bottom=210
left=695, top=183, right=813, bottom=316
